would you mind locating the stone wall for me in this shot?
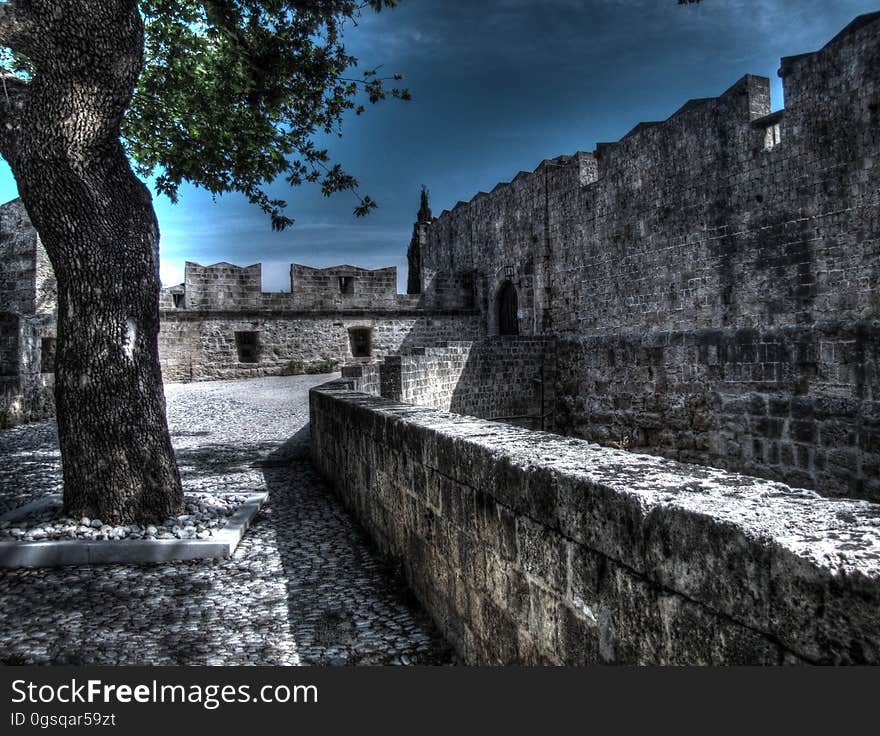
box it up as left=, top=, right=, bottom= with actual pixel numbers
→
left=158, top=311, right=482, bottom=383
left=554, top=321, right=880, bottom=501
left=290, top=264, right=398, bottom=310
left=411, top=13, right=880, bottom=499
left=0, top=199, right=56, bottom=316
left=310, top=381, right=880, bottom=665
left=420, top=16, right=880, bottom=335
left=417, top=271, right=476, bottom=312
left=180, top=261, right=263, bottom=311
left=161, top=261, right=467, bottom=314
left=0, top=312, right=55, bottom=427
left=346, top=338, right=554, bottom=429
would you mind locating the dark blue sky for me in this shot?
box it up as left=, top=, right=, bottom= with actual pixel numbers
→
left=1, top=0, right=876, bottom=291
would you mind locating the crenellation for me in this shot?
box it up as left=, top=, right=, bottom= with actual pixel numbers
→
left=3, top=13, right=879, bottom=502
left=383, top=13, right=880, bottom=502
left=5, top=8, right=880, bottom=671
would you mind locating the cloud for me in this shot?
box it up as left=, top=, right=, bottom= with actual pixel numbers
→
left=9, top=0, right=877, bottom=290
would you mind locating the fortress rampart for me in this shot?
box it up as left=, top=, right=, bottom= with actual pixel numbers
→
left=419, top=15, right=879, bottom=335
left=156, top=260, right=479, bottom=382
left=311, top=370, right=880, bottom=665
left=402, top=12, right=880, bottom=500
left=308, top=12, right=880, bottom=666
left=2, top=11, right=880, bottom=666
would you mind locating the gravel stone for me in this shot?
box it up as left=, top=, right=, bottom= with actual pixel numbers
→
left=0, top=374, right=456, bottom=666
left=0, top=493, right=247, bottom=542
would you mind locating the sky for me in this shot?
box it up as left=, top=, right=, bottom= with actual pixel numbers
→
left=0, top=0, right=877, bottom=292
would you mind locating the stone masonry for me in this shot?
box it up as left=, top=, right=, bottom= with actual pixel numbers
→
left=157, top=261, right=481, bottom=382
left=3, top=14, right=878, bottom=499
left=310, top=378, right=880, bottom=665
left=308, top=12, right=880, bottom=666
left=406, top=12, right=880, bottom=500
left=2, top=10, right=880, bottom=669
left=0, top=200, right=56, bottom=427
left=0, top=212, right=482, bottom=410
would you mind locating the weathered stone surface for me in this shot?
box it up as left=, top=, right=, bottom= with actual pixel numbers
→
left=553, top=322, right=880, bottom=500
left=310, top=383, right=880, bottom=665
left=157, top=312, right=482, bottom=383
left=412, top=14, right=880, bottom=499
left=344, top=338, right=552, bottom=429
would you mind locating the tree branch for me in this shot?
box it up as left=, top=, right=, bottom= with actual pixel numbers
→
left=0, top=1, right=38, bottom=56
left=200, top=1, right=274, bottom=108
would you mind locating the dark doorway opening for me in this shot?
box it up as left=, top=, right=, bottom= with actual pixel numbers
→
left=40, top=337, right=56, bottom=373
left=497, top=281, right=519, bottom=336
left=349, top=327, right=372, bottom=358
left=172, top=293, right=184, bottom=308
left=235, top=331, right=260, bottom=363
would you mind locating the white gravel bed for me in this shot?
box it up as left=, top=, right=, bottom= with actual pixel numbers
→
left=0, top=492, right=250, bottom=542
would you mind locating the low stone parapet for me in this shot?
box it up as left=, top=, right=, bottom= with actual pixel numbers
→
left=310, top=381, right=880, bottom=665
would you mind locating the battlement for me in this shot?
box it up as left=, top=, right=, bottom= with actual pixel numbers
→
left=180, top=261, right=262, bottom=311
left=289, top=263, right=398, bottom=310
left=419, top=11, right=880, bottom=338
left=428, top=11, right=879, bottom=237
left=159, top=258, right=477, bottom=314
left=432, top=72, right=774, bottom=227
left=399, top=12, right=880, bottom=503
left=778, top=9, right=880, bottom=78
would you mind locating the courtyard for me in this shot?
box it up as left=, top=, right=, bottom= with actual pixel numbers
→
left=0, top=374, right=454, bottom=666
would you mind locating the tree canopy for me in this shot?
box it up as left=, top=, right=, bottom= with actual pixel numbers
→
left=1, top=0, right=410, bottom=230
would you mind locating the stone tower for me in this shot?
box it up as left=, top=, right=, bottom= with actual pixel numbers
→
left=406, top=186, right=432, bottom=295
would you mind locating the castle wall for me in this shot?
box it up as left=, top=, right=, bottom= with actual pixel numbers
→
left=417, top=14, right=880, bottom=499
left=344, top=338, right=554, bottom=430
left=554, top=321, right=880, bottom=501
left=422, top=17, right=880, bottom=334
left=416, top=270, right=477, bottom=312
left=158, top=311, right=482, bottom=383
left=310, top=379, right=880, bottom=665
left=420, top=155, right=594, bottom=336
left=182, top=261, right=263, bottom=310
left=290, top=264, right=398, bottom=310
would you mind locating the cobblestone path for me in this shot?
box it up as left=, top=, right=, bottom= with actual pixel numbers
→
left=0, top=375, right=455, bottom=665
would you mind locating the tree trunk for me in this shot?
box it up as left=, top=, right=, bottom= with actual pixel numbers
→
left=0, top=1, right=183, bottom=523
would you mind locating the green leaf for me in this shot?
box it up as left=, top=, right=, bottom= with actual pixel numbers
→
left=120, top=0, right=411, bottom=227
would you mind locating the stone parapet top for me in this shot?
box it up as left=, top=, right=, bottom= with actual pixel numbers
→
left=159, top=308, right=479, bottom=319
left=311, top=382, right=880, bottom=663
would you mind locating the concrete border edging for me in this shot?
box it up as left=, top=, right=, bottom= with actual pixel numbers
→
left=0, top=492, right=268, bottom=567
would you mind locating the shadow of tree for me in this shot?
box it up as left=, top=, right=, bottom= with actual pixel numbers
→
left=173, top=441, right=282, bottom=481
left=261, top=423, right=456, bottom=665
left=0, top=375, right=455, bottom=666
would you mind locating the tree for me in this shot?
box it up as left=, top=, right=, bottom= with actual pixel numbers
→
left=0, top=0, right=408, bottom=523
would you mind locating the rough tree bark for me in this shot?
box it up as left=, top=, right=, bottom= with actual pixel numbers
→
left=0, top=0, right=183, bottom=523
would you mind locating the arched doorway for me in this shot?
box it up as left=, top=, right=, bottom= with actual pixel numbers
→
left=497, top=281, right=519, bottom=336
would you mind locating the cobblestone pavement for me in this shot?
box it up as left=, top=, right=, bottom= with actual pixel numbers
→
left=0, top=375, right=456, bottom=665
